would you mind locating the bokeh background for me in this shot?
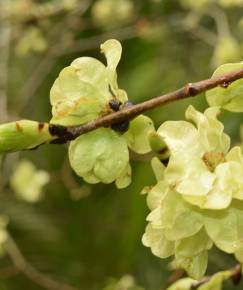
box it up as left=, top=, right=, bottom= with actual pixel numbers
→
left=1, top=0, right=243, bottom=289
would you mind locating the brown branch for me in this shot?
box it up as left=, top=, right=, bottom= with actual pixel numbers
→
left=163, top=268, right=185, bottom=289
left=191, top=264, right=242, bottom=289
left=48, top=67, right=243, bottom=142
left=0, top=265, right=19, bottom=278
left=5, top=234, right=80, bottom=290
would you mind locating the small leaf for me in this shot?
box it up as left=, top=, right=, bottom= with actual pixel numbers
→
left=166, top=278, right=196, bottom=290
left=204, top=200, right=243, bottom=253
left=50, top=60, right=109, bottom=126
left=151, top=157, right=166, bottom=181
left=149, top=131, right=170, bottom=160
left=206, top=62, right=243, bottom=112
left=176, top=228, right=213, bottom=258
left=69, top=128, right=129, bottom=186
left=142, top=224, right=175, bottom=259
left=160, top=191, right=203, bottom=241
left=174, top=251, right=208, bottom=280
left=50, top=39, right=128, bottom=125
left=100, top=39, right=122, bottom=72
left=198, top=270, right=231, bottom=290
left=125, top=115, right=155, bottom=154
left=115, top=163, right=131, bottom=189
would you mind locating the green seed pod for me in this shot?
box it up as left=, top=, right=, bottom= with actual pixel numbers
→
left=0, top=120, right=54, bottom=152
left=149, top=131, right=170, bottom=160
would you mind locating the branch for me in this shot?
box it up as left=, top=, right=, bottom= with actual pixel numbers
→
left=5, top=233, right=80, bottom=290
left=0, top=0, right=11, bottom=122
left=191, top=264, right=242, bottom=289
left=49, top=67, right=243, bottom=142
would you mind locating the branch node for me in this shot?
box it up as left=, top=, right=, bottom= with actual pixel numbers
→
left=184, top=83, right=199, bottom=97
left=49, top=124, right=75, bottom=143
left=219, top=81, right=231, bottom=88
left=231, top=264, right=242, bottom=285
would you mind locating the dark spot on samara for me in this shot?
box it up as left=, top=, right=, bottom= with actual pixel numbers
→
left=15, top=122, right=22, bottom=132
left=159, top=146, right=168, bottom=155
left=38, top=123, right=45, bottom=131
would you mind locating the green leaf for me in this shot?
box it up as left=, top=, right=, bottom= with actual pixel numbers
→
left=146, top=180, right=167, bottom=210
left=175, top=228, right=213, bottom=258
left=115, top=163, right=131, bottom=189
left=166, top=278, right=196, bottom=290
left=100, top=39, right=122, bottom=73
left=204, top=201, right=243, bottom=253
left=142, top=224, right=175, bottom=259
left=50, top=60, right=109, bottom=125
left=235, top=247, right=243, bottom=263
left=206, top=62, right=243, bottom=112
left=174, top=251, right=208, bottom=280
left=68, top=128, right=129, bottom=186
left=185, top=105, right=230, bottom=154
left=157, top=116, right=216, bottom=197
left=100, top=39, right=128, bottom=103
left=157, top=120, right=201, bottom=156
left=124, top=115, right=155, bottom=154
left=149, top=131, right=170, bottom=160
left=183, top=160, right=242, bottom=209
left=160, top=191, right=203, bottom=240
left=198, top=271, right=231, bottom=290
left=151, top=157, right=166, bottom=181
left=158, top=106, right=234, bottom=209
left=50, top=39, right=128, bottom=126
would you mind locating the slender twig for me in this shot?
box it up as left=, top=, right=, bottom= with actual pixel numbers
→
left=5, top=234, right=80, bottom=290
left=191, top=264, right=242, bottom=289
left=0, top=265, right=19, bottom=278
left=59, top=25, right=137, bottom=56
left=206, top=7, right=231, bottom=38
left=0, top=0, right=11, bottom=122
left=17, top=0, right=92, bottom=115
left=48, top=66, right=243, bottom=142
left=163, top=268, right=185, bottom=289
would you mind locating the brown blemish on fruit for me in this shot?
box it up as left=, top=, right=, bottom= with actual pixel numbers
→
left=15, top=122, right=22, bottom=132
left=202, top=151, right=225, bottom=172
left=38, top=122, right=45, bottom=131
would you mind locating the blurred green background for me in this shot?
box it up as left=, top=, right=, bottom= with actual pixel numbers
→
left=1, top=0, right=243, bottom=289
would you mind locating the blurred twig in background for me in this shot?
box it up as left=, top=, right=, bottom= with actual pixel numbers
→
left=0, top=0, right=11, bottom=122
left=6, top=233, right=80, bottom=290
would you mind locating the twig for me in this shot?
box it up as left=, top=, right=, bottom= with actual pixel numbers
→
left=59, top=25, right=137, bottom=56
left=17, top=0, right=92, bottom=115
left=0, top=0, right=11, bottom=122
left=0, top=265, right=19, bottom=278
left=48, top=66, right=243, bottom=142
left=163, top=268, right=185, bottom=289
left=206, top=7, right=231, bottom=38
left=5, top=233, right=80, bottom=290
left=191, top=264, right=242, bottom=289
